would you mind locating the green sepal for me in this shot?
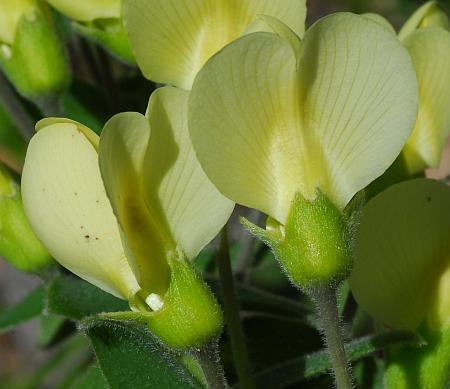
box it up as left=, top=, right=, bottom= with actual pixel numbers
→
left=242, top=191, right=352, bottom=289
left=0, top=4, right=70, bottom=101
left=72, top=19, right=135, bottom=64
left=104, top=257, right=223, bottom=350
left=0, top=163, right=53, bottom=272
left=386, top=324, right=450, bottom=389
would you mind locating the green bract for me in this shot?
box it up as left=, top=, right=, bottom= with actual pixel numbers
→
left=350, top=179, right=450, bottom=331
left=124, top=0, right=307, bottom=89
left=0, top=163, right=53, bottom=272
left=21, top=87, right=233, bottom=348
left=0, top=0, right=70, bottom=101
left=46, top=0, right=134, bottom=63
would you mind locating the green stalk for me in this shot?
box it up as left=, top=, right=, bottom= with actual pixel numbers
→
left=308, top=285, right=353, bottom=389
left=216, top=227, right=254, bottom=389
left=194, top=341, right=228, bottom=389
left=0, top=71, right=34, bottom=140
left=38, top=94, right=63, bottom=117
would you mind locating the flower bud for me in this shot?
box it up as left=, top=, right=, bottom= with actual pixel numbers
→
left=46, top=0, right=134, bottom=64
left=0, top=0, right=70, bottom=101
left=0, top=163, right=53, bottom=272
left=418, top=2, right=449, bottom=30
left=399, top=1, right=450, bottom=41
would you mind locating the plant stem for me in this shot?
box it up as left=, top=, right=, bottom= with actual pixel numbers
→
left=0, top=71, right=35, bottom=140
left=308, top=285, right=353, bottom=389
left=216, top=227, right=254, bottom=389
left=235, top=209, right=264, bottom=283
left=38, top=94, right=63, bottom=117
left=194, top=341, right=228, bottom=389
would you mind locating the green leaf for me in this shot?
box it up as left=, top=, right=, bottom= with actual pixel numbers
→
left=47, top=274, right=129, bottom=320
left=71, top=365, right=107, bottom=389
left=0, top=285, right=45, bottom=332
left=37, top=314, right=66, bottom=348
left=207, top=276, right=311, bottom=319
left=240, top=314, right=321, bottom=373
left=81, top=317, right=202, bottom=389
left=239, top=331, right=424, bottom=389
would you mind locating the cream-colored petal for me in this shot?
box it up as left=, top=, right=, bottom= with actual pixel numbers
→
left=45, top=0, right=121, bottom=22
left=349, top=178, right=450, bottom=330
left=144, top=87, right=234, bottom=259
left=189, top=13, right=418, bottom=223
left=402, top=27, right=450, bottom=174
left=399, top=1, right=449, bottom=41
left=362, top=13, right=396, bottom=34
left=243, top=14, right=302, bottom=55
left=22, top=121, right=139, bottom=299
left=36, top=117, right=99, bottom=149
left=99, top=112, right=171, bottom=295
left=124, top=0, right=306, bottom=89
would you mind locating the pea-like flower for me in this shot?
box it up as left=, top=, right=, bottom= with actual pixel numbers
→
left=124, top=0, right=306, bottom=89
left=188, top=13, right=419, bottom=286
left=349, top=178, right=450, bottom=388
left=397, top=1, right=450, bottom=175
left=22, top=86, right=234, bottom=348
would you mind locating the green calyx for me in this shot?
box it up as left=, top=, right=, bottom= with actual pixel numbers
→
left=72, top=19, right=135, bottom=64
left=0, top=164, right=53, bottom=272
left=0, top=4, right=70, bottom=101
left=106, top=256, right=223, bottom=350
left=242, top=191, right=352, bottom=289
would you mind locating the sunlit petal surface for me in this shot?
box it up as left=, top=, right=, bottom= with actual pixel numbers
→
left=124, top=0, right=306, bottom=89
left=22, top=120, right=139, bottom=299
left=350, top=179, right=450, bottom=330
left=402, top=28, right=450, bottom=174
left=189, top=13, right=418, bottom=223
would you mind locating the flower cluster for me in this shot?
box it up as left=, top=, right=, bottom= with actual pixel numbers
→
left=0, top=0, right=449, bottom=388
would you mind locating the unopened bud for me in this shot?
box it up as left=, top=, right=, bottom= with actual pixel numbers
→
left=0, top=0, right=70, bottom=101
left=0, top=163, right=53, bottom=272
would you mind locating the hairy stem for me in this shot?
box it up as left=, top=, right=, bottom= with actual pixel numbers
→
left=308, top=285, right=353, bottom=389
left=194, top=341, right=228, bottom=389
left=216, top=227, right=255, bottom=389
